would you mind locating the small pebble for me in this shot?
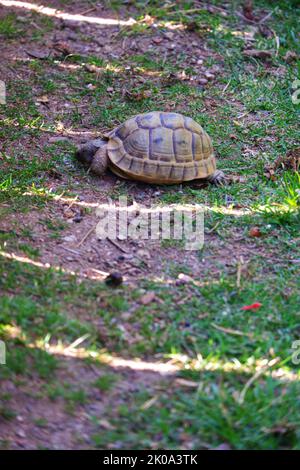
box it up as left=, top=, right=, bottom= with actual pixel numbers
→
left=105, top=272, right=123, bottom=287
left=73, top=214, right=83, bottom=223
left=205, top=72, right=215, bottom=80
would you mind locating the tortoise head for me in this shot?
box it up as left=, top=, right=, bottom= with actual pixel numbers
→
left=75, top=138, right=108, bottom=165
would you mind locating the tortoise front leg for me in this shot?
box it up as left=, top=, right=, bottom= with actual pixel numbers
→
left=90, top=145, right=109, bottom=176
left=207, top=170, right=227, bottom=186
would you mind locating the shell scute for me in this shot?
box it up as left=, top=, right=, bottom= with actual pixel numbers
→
left=173, top=128, right=193, bottom=162
left=150, top=127, right=173, bottom=161
left=160, top=112, right=185, bottom=129
left=123, top=129, right=148, bottom=159
left=136, top=113, right=161, bottom=129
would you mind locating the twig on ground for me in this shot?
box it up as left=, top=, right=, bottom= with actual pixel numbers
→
left=211, top=323, right=253, bottom=338
left=77, top=6, right=97, bottom=16
left=222, top=79, right=231, bottom=94
left=238, top=358, right=280, bottom=404
left=107, top=237, right=129, bottom=254
left=90, top=268, right=110, bottom=279
left=61, top=246, right=82, bottom=256
left=77, top=224, right=97, bottom=247
left=236, top=10, right=274, bottom=25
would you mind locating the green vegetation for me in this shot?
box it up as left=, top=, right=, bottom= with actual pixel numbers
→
left=0, top=0, right=299, bottom=450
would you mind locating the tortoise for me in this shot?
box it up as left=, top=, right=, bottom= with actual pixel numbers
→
left=76, top=111, right=225, bottom=185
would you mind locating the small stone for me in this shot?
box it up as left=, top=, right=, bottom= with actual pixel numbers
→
left=176, top=273, right=194, bottom=285
left=62, top=235, right=76, bottom=243
left=67, top=32, right=78, bottom=41
left=198, top=78, right=208, bottom=85
left=105, top=272, right=123, bottom=287
left=205, top=72, right=215, bottom=80
left=48, top=136, right=69, bottom=143
left=25, top=48, right=50, bottom=59
left=164, top=32, right=174, bottom=40
left=73, top=214, right=83, bottom=223
left=62, top=20, right=78, bottom=30
left=136, top=249, right=150, bottom=259
left=103, top=45, right=113, bottom=53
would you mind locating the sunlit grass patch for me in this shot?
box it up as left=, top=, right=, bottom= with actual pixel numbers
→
left=0, top=13, right=22, bottom=38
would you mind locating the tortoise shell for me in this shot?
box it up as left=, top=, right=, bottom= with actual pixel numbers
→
left=106, top=111, right=216, bottom=184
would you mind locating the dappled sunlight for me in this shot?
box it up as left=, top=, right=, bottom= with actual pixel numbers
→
left=216, top=23, right=256, bottom=40
left=1, top=117, right=99, bottom=137
left=5, top=180, right=297, bottom=222
left=0, top=247, right=219, bottom=287
left=2, top=324, right=299, bottom=383
left=0, top=1, right=187, bottom=31
left=22, top=189, right=100, bottom=208
left=19, top=189, right=253, bottom=217
left=0, top=1, right=136, bottom=26
left=168, top=352, right=299, bottom=383
left=0, top=249, right=109, bottom=280
left=11, top=55, right=168, bottom=79
left=148, top=275, right=220, bottom=288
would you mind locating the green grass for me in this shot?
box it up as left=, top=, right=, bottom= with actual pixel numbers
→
left=0, top=13, right=22, bottom=38
left=93, top=373, right=119, bottom=392
left=0, top=254, right=300, bottom=448
left=0, top=0, right=300, bottom=450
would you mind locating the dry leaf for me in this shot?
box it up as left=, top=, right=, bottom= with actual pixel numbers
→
left=25, top=48, right=50, bottom=59
left=264, top=148, right=300, bottom=177
left=36, top=95, right=49, bottom=103
left=98, top=419, right=116, bottom=430
left=243, top=0, right=255, bottom=21
left=140, top=291, right=156, bottom=305
left=249, top=227, right=262, bottom=237
left=140, top=396, right=158, bottom=410
left=52, top=41, right=72, bottom=56
left=284, top=51, right=298, bottom=63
